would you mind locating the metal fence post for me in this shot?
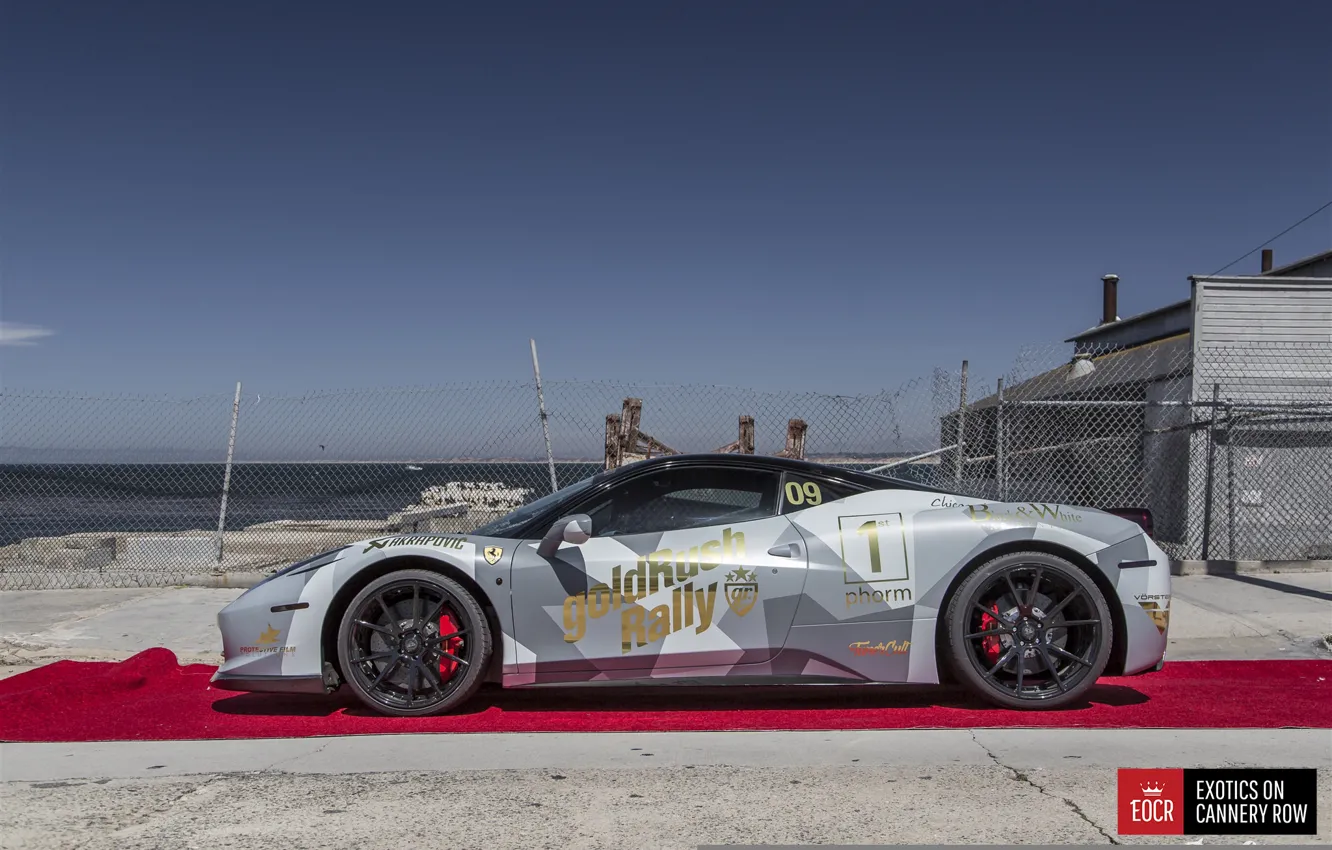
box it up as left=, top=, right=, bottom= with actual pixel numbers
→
left=995, top=377, right=1005, bottom=500
left=1200, top=382, right=1219, bottom=560
left=1226, top=399, right=1235, bottom=560
left=530, top=339, right=559, bottom=495
left=215, top=381, right=242, bottom=564
left=954, top=360, right=969, bottom=485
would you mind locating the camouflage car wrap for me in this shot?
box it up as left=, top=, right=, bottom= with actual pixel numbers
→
left=213, top=460, right=1171, bottom=696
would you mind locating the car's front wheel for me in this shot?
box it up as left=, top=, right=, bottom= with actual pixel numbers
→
left=945, top=551, right=1112, bottom=710
left=336, top=569, right=492, bottom=717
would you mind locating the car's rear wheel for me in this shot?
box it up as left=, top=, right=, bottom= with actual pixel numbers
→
left=945, top=551, right=1112, bottom=710
left=336, top=569, right=492, bottom=717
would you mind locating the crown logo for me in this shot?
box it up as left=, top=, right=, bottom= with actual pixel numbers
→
left=1140, top=783, right=1165, bottom=797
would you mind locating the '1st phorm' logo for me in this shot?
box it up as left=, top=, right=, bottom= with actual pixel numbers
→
left=846, top=585, right=913, bottom=608
left=561, top=528, right=757, bottom=653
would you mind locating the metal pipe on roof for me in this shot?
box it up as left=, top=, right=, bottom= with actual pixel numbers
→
left=1101, top=274, right=1119, bottom=324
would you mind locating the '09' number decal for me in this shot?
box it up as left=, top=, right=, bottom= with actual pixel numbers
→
left=784, top=481, right=822, bottom=506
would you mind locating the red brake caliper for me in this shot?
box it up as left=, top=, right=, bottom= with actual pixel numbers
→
left=437, top=612, right=464, bottom=679
left=979, top=603, right=1003, bottom=664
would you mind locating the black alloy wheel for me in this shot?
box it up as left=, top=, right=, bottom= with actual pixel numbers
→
left=945, top=551, right=1112, bottom=710
left=336, top=569, right=492, bottom=717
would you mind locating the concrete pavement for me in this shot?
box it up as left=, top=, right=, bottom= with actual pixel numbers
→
left=1163, top=572, right=1332, bottom=661
left=0, top=587, right=243, bottom=676
left=6, top=729, right=1331, bottom=781
left=2, top=731, right=1329, bottom=848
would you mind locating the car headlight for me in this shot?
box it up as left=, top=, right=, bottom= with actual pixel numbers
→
left=257, top=546, right=349, bottom=586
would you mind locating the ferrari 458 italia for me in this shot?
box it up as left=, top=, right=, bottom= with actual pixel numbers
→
left=212, top=453, right=1171, bottom=716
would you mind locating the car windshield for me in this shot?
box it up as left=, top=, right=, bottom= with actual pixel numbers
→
left=469, top=475, right=599, bottom=538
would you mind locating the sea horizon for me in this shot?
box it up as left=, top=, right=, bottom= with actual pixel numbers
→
left=0, top=459, right=939, bottom=546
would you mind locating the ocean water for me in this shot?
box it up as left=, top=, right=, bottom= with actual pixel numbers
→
left=0, top=462, right=601, bottom=546
left=0, top=461, right=933, bottom=546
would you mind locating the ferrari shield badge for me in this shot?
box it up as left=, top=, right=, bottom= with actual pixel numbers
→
left=483, top=546, right=503, bottom=565
left=724, top=567, right=759, bottom=616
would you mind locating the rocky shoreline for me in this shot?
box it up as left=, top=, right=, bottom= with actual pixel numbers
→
left=0, top=482, right=529, bottom=589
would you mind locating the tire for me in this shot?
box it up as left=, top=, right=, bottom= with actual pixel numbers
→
left=944, top=551, right=1113, bottom=710
left=336, top=569, right=493, bottom=717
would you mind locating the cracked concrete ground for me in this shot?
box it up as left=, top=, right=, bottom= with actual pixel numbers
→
left=970, top=730, right=1121, bottom=844
left=2, top=730, right=1328, bottom=848
left=0, top=766, right=1143, bottom=849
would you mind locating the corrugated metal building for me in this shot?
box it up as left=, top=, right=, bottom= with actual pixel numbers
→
left=946, top=247, right=1332, bottom=560
left=1186, top=251, right=1332, bottom=560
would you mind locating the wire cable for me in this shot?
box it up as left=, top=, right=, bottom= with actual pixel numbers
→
left=1206, top=199, right=1332, bottom=276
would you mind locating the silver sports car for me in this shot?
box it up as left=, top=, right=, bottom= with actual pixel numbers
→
left=212, top=454, right=1172, bottom=716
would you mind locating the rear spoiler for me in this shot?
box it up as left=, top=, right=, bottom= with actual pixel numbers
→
left=1105, top=507, right=1154, bottom=538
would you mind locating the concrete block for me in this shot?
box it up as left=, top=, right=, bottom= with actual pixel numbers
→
left=387, top=503, right=469, bottom=533
left=241, top=520, right=385, bottom=533
left=1170, top=558, right=1332, bottom=576
left=62, top=547, right=114, bottom=571
left=119, top=536, right=214, bottom=566
left=179, top=571, right=271, bottom=588
left=414, top=516, right=469, bottom=533
left=19, top=536, right=116, bottom=570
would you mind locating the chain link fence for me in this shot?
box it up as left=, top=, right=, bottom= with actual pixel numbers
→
left=2, top=340, right=1329, bottom=588
left=1188, top=341, right=1332, bottom=561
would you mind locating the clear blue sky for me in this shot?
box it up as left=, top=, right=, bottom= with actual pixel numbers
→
left=2, top=0, right=1330, bottom=397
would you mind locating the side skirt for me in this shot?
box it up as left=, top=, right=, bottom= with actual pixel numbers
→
left=210, top=672, right=328, bottom=695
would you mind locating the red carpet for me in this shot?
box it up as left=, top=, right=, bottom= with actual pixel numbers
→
left=0, top=649, right=1328, bottom=742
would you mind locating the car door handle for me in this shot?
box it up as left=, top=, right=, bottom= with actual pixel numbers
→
left=767, top=542, right=803, bottom=559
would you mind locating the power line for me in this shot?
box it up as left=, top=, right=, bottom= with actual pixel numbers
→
left=1207, top=199, right=1332, bottom=276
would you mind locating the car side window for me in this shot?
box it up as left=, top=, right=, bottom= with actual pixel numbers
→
left=577, top=467, right=782, bottom=537
left=778, top=472, right=865, bottom=514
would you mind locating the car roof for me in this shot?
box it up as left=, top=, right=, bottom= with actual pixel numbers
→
left=488, top=452, right=943, bottom=539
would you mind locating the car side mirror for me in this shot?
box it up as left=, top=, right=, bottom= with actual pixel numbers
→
left=536, top=514, right=592, bottom=558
